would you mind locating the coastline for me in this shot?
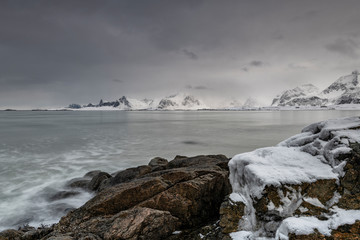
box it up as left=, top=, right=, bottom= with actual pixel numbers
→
left=1, top=116, right=360, bottom=239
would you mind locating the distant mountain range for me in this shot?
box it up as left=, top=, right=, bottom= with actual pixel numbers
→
left=68, top=93, right=261, bottom=111
left=67, top=71, right=360, bottom=111
left=272, top=71, right=360, bottom=107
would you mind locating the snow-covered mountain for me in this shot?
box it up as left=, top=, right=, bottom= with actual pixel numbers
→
left=242, top=97, right=262, bottom=109
left=272, top=71, right=360, bottom=107
left=157, top=93, right=207, bottom=110
left=70, top=93, right=208, bottom=110
left=271, top=84, right=320, bottom=106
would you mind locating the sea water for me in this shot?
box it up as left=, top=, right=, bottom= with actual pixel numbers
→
left=0, top=110, right=359, bottom=230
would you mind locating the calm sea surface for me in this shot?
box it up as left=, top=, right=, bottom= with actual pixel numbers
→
left=0, top=110, right=359, bottom=230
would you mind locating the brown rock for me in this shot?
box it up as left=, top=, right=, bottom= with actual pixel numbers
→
left=289, top=231, right=327, bottom=240
left=88, top=172, right=111, bottom=191
left=138, top=167, right=230, bottom=227
left=103, top=207, right=179, bottom=240
left=55, top=155, right=230, bottom=239
left=168, top=155, right=228, bottom=168
left=65, top=178, right=90, bottom=190
left=0, top=229, right=22, bottom=240
left=148, top=157, right=168, bottom=167
left=48, top=191, right=81, bottom=201
left=338, top=193, right=360, bottom=209
left=83, top=170, right=102, bottom=179
left=108, top=165, right=152, bottom=186
left=295, top=200, right=328, bottom=216
left=58, top=177, right=169, bottom=230
left=219, top=196, right=245, bottom=234
left=305, top=179, right=338, bottom=205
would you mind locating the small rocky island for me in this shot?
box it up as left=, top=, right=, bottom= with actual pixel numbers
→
left=1, top=117, right=360, bottom=239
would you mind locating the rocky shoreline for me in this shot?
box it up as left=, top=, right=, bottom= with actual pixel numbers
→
left=1, top=117, right=360, bottom=240
left=0, top=155, right=233, bottom=240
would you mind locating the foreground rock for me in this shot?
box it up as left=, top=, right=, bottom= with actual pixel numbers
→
left=0, top=155, right=231, bottom=239
left=223, top=116, right=360, bottom=239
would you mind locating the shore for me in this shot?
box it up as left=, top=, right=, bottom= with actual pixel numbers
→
left=1, top=116, right=360, bottom=239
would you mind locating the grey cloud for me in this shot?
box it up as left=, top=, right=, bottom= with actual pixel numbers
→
left=325, top=38, right=359, bottom=59
left=183, top=49, right=198, bottom=60
left=249, top=60, right=264, bottom=67
left=185, top=85, right=209, bottom=90
left=288, top=63, right=308, bottom=69
left=242, top=61, right=265, bottom=72
left=194, top=85, right=208, bottom=90
left=112, top=79, right=124, bottom=83
left=290, top=10, right=319, bottom=22
left=1, top=0, right=360, bottom=108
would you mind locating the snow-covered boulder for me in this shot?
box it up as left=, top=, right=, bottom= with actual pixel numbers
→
left=225, top=116, right=360, bottom=239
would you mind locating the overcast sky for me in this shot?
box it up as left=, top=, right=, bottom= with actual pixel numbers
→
left=1, top=0, right=360, bottom=109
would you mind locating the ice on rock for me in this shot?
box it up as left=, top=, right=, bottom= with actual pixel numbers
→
left=228, top=116, right=360, bottom=239
left=276, top=208, right=360, bottom=238
left=229, top=147, right=338, bottom=198
left=230, top=193, right=247, bottom=204
left=303, top=197, right=326, bottom=209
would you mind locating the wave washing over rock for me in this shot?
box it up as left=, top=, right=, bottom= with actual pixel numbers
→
left=1, top=117, right=360, bottom=239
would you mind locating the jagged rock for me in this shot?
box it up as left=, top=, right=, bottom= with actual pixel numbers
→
left=219, top=195, right=245, bottom=233
left=83, top=170, right=102, bottom=179
left=107, top=165, right=152, bottom=186
left=0, top=229, right=22, bottom=240
left=103, top=207, right=179, bottom=240
left=331, top=221, right=360, bottom=239
left=50, top=155, right=230, bottom=239
left=57, top=208, right=179, bottom=240
left=65, top=178, right=90, bottom=190
left=167, top=220, right=230, bottom=240
left=148, top=157, right=168, bottom=168
left=48, top=191, right=81, bottom=201
left=168, top=154, right=228, bottom=168
left=87, top=172, right=111, bottom=191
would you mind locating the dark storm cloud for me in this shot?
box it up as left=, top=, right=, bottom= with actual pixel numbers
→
left=241, top=60, right=266, bottom=72
left=183, top=49, right=198, bottom=60
left=325, top=38, right=359, bottom=59
left=249, top=61, right=264, bottom=67
left=1, top=0, right=360, bottom=108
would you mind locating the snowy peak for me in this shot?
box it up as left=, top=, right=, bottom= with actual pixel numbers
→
left=118, top=96, right=131, bottom=108
left=271, top=84, right=320, bottom=106
left=321, top=71, right=359, bottom=100
left=71, top=93, right=208, bottom=110
left=243, top=97, right=261, bottom=108
left=157, top=93, right=207, bottom=110
left=271, top=71, right=360, bottom=107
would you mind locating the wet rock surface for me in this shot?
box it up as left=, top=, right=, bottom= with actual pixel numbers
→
left=1, top=155, right=231, bottom=239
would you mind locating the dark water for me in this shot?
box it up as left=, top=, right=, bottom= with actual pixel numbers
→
left=0, top=110, right=359, bottom=230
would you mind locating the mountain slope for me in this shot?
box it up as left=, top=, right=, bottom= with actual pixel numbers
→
left=71, top=93, right=208, bottom=110
left=157, top=93, right=207, bottom=110
left=272, top=71, right=360, bottom=107
left=271, top=84, right=320, bottom=106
